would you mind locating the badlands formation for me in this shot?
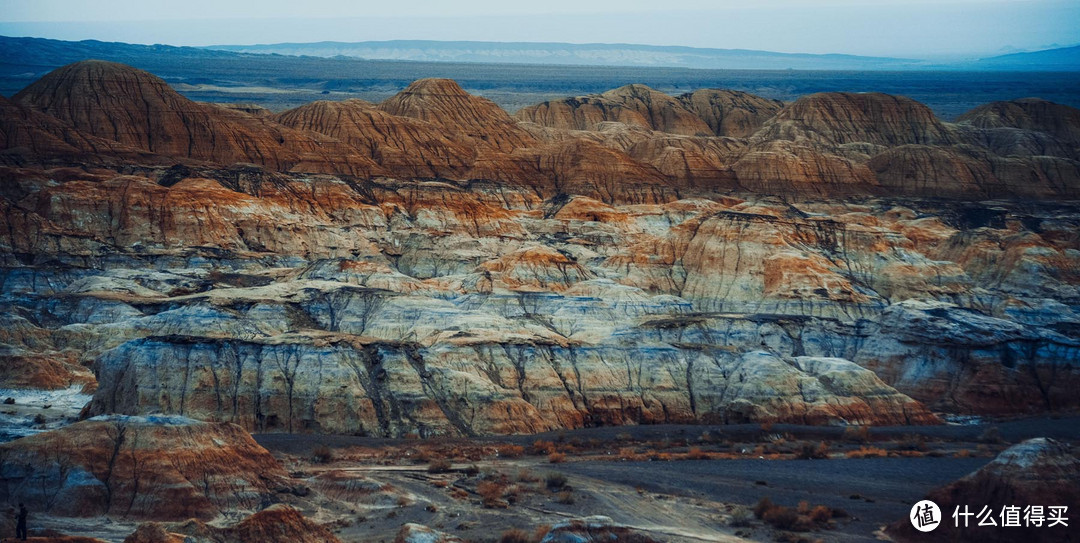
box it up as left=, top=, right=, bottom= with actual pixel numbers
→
left=0, top=60, right=1078, bottom=440
left=0, top=57, right=1078, bottom=542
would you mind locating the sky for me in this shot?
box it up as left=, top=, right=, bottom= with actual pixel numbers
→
left=1, top=0, right=1078, bottom=58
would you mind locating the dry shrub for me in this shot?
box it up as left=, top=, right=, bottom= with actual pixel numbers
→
left=498, top=529, right=531, bottom=543
left=516, top=468, right=540, bottom=483
left=477, top=480, right=507, bottom=508
left=533, top=525, right=551, bottom=541
left=548, top=452, right=566, bottom=464
left=545, top=472, right=567, bottom=490
left=647, top=450, right=672, bottom=461
left=685, top=447, right=709, bottom=460
left=896, top=450, right=926, bottom=458
left=797, top=500, right=811, bottom=514
left=500, top=444, right=525, bottom=458
left=842, top=425, right=871, bottom=443
left=531, top=440, right=556, bottom=455
left=729, top=506, right=753, bottom=527
left=955, top=449, right=972, bottom=458
left=846, top=446, right=888, bottom=458
left=413, top=448, right=432, bottom=464
left=763, top=506, right=800, bottom=530
left=797, top=441, right=830, bottom=459
left=760, top=421, right=775, bottom=432
left=504, top=483, right=522, bottom=504
left=898, top=433, right=927, bottom=451
left=753, top=497, right=775, bottom=519
left=809, top=505, right=832, bottom=524
left=311, top=445, right=335, bottom=464
left=432, top=480, right=450, bottom=488
left=427, top=458, right=452, bottom=473
left=396, top=496, right=411, bottom=507
left=555, top=490, right=575, bottom=504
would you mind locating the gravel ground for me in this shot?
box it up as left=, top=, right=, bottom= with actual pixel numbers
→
left=255, top=415, right=1080, bottom=455
left=559, top=457, right=990, bottom=542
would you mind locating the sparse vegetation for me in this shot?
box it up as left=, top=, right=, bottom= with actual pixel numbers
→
left=427, top=458, right=452, bottom=473
left=842, top=425, right=871, bottom=443
left=533, top=525, right=552, bottom=541
left=796, top=441, right=830, bottom=460
left=545, top=472, right=568, bottom=490
left=809, top=505, right=832, bottom=524
left=898, top=433, right=927, bottom=451
left=311, top=445, right=335, bottom=464
left=531, top=440, right=556, bottom=455
left=685, top=446, right=709, bottom=460
left=846, top=446, right=888, bottom=458
left=477, top=480, right=508, bottom=508
left=753, top=497, right=833, bottom=531
left=763, top=505, right=800, bottom=530
left=728, top=506, right=753, bottom=527
left=753, top=497, right=775, bottom=519
left=498, top=529, right=531, bottom=543
left=516, top=468, right=540, bottom=483
left=499, top=444, right=526, bottom=458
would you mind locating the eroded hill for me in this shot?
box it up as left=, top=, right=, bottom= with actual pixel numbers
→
left=1, top=61, right=1079, bottom=439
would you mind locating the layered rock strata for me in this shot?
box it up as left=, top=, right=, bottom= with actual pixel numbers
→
left=0, top=415, right=289, bottom=519
left=1, top=61, right=1079, bottom=437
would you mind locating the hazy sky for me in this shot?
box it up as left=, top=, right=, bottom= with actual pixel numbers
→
left=1, top=0, right=1078, bottom=58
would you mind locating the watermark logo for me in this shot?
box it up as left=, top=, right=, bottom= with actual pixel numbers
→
left=911, top=500, right=942, bottom=532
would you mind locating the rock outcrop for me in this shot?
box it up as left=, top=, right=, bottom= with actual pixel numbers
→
left=541, top=516, right=660, bottom=543
left=888, top=438, right=1080, bottom=543
left=5, top=61, right=1080, bottom=200
left=4, top=167, right=1078, bottom=434
left=379, top=78, right=535, bottom=153
left=515, top=84, right=713, bottom=136
left=958, top=98, right=1080, bottom=148
left=0, top=96, right=162, bottom=167
left=676, top=88, right=785, bottom=137
left=868, top=144, right=1075, bottom=199
left=13, top=60, right=382, bottom=176
left=755, top=92, right=955, bottom=147
left=731, top=140, right=877, bottom=195
left=274, top=99, right=476, bottom=180
left=394, top=523, right=463, bottom=543
left=2, top=62, right=1080, bottom=440
left=0, top=415, right=289, bottom=519
left=125, top=505, right=341, bottom=543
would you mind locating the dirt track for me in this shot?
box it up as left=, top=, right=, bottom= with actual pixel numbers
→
left=560, top=457, right=990, bottom=542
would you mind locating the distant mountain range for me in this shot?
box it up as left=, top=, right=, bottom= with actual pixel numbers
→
left=2, top=35, right=1078, bottom=119
left=971, top=45, right=1080, bottom=71
left=206, top=39, right=1080, bottom=71
left=207, top=40, right=924, bottom=71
